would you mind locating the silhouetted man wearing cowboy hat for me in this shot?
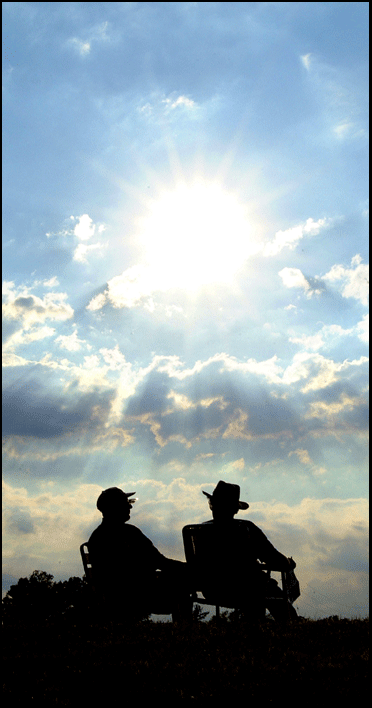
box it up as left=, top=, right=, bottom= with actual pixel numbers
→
left=88, top=487, right=191, bottom=621
left=199, top=481, right=298, bottom=621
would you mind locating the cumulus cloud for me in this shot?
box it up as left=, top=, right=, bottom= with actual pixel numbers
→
left=7, top=508, right=36, bottom=535
left=45, top=214, right=106, bottom=264
left=2, top=480, right=105, bottom=580
left=289, top=332, right=325, bottom=351
left=87, top=265, right=159, bottom=311
left=2, top=338, right=368, bottom=484
left=106, top=265, right=154, bottom=308
left=67, top=214, right=107, bottom=263
left=55, top=329, right=88, bottom=352
left=3, top=285, right=74, bottom=330
left=278, top=267, right=323, bottom=297
left=86, top=292, right=108, bottom=311
left=2, top=283, right=74, bottom=366
left=281, top=351, right=368, bottom=392
left=73, top=214, right=95, bottom=241
left=73, top=241, right=105, bottom=263
left=42, top=276, right=60, bottom=288
left=304, top=392, right=367, bottom=422
left=289, top=324, right=354, bottom=352
left=2, top=326, right=55, bottom=367
left=323, top=254, right=369, bottom=306
left=356, top=314, right=369, bottom=344
left=264, top=217, right=332, bottom=257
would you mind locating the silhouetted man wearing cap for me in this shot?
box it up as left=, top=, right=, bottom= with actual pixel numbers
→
left=88, top=487, right=191, bottom=622
left=199, top=481, right=298, bottom=621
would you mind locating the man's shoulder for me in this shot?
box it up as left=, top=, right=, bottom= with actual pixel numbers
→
left=88, top=523, right=102, bottom=543
left=88, top=521, right=145, bottom=542
left=234, top=519, right=260, bottom=530
left=201, top=519, right=259, bottom=529
left=235, top=518, right=269, bottom=536
left=123, top=523, right=150, bottom=539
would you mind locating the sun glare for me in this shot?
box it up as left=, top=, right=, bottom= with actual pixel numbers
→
left=135, top=181, right=259, bottom=292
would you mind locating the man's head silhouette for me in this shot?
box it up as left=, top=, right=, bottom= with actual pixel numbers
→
left=97, top=487, right=136, bottom=521
left=202, top=480, right=249, bottom=521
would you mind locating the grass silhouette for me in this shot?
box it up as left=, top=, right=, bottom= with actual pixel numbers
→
left=3, top=613, right=368, bottom=704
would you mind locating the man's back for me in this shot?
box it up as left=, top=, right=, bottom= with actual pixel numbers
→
left=86, top=486, right=192, bottom=621
left=88, top=518, right=166, bottom=592
left=194, top=481, right=298, bottom=620
left=198, top=519, right=289, bottom=606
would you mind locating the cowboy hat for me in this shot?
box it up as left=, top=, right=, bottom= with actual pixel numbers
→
left=202, top=480, right=249, bottom=510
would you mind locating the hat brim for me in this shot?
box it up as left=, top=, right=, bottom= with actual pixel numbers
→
left=202, top=490, right=249, bottom=510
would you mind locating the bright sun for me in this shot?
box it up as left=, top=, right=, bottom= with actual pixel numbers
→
left=135, top=180, right=258, bottom=292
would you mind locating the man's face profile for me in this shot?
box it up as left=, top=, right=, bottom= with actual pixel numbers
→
left=98, top=489, right=132, bottom=522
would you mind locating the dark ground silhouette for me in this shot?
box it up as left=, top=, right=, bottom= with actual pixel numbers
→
left=2, top=573, right=369, bottom=704
left=3, top=614, right=368, bottom=704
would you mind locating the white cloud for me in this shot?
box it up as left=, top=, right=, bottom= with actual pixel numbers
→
left=289, top=323, right=354, bottom=352
left=289, top=333, right=325, bottom=351
left=299, top=354, right=368, bottom=393
left=279, top=267, right=311, bottom=294
left=55, top=329, right=87, bottom=352
left=2, top=280, right=16, bottom=297
left=300, top=53, right=312, bottom=71
left=100, top=344, right=128, bottom=371
left=105, top=265, right=154, bottom=309
left=289, top=448, right=312, bottom=465
left=61, top=355, right=113, bottom=393
left=42, top=276, right=59, bottom=288
left=73, top=242, right=104, bottom=264
left=162, top=95, right=196, bottom=110
left=73, top=214, right=95, bottom=241
left=2, top=351, right=33, bottom=368
left=69, top=38, right=91, bottom=56
left=323, top=255, right=369, bottom=306
left=305, top=393, right=366, bottom=421
left=45, top=214, right=106, bottom=264
left=2, top=285, right=74, bottom=330
left=264, top=217, right=331, bottom=257
left=3, top=325, right=56, bottom=365
left=86, top=292, right=108, bottom=311
left=356, top=314, right=369, bottom=344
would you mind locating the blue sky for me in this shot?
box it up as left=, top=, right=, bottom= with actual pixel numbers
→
left=2, top=2, right=369, bottom=619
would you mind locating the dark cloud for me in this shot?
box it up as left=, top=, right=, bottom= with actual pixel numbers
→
left=125, top=370, right=171, bottom=416
left=13, top=295, right=39, bottom=310
left=2, top=319, right=22, bottom=344
left=342, top=403, right=369, bottom=431
left=317, top=537, right=369, bottom=575
left=125, top=364, right=301, bottom=441
left=2, top=377, right=114, bottom=439
left=7, top=508, right=36, bottom=535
